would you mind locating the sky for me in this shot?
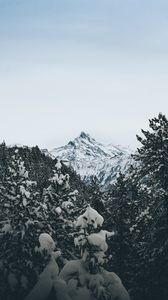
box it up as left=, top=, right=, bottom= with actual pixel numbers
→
left=0, top=0, right=168, bottom=150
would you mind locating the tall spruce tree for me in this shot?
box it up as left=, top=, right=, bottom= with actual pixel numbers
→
left=133, top=113, right=168, bottom=300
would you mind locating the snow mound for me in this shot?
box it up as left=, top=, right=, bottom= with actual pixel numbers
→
left=24, top=252, right=60, bottom=300
left=37, top=233, right=55, bottom=254
left=87, top=230, right=114, bottom=252
left=76, top=206, right=104, bottom=229
left=60, top=259, right=131, bottom=300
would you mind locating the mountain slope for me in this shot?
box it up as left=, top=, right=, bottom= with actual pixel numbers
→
left=51, top=132, right=133, bottom=187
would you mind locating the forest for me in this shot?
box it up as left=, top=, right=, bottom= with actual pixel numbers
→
left=0, top=113, right=168, bottom=300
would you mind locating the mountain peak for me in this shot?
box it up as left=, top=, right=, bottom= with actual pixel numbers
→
left=79, top=131, right=90, bottom=139
left=50, top=133, right=133, bottom=188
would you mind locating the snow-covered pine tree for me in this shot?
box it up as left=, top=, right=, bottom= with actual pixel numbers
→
left=135, top=113, right=168, bottom=210
left=133, top=113, right=168, bottom=300
left=42, top=159, right=80, bottom=260
left=0, top=150, right=49, bottom=300
left=59, top=205, right=130, bottom=300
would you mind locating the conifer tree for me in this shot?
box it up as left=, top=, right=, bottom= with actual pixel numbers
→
left=133, top=113, right=168, bottom=300
left=43, top=159, right=80, bottom=260
left=59, top=205, right=130, bottom=300
left=88, top=176, right=105, bottom=214
left=135, top=113, right=168, bottom=199
left=0, top=141, right=9, bottom=182
left=106, top=173, right=137, bottom=288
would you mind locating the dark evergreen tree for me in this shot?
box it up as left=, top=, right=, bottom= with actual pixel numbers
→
left=0, top=142, right=9, bottom=182
left=87, top=176, right=105, bottom=214
left=133, top=113, right=168, bottom=300
left=106, top=173, right=137, bottom=291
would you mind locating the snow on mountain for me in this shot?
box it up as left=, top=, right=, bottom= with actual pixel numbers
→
left=50, top=132, right=133, bottom=187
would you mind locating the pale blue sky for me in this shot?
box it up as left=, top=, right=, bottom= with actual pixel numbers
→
left=0, top=0, right=168, bottom=149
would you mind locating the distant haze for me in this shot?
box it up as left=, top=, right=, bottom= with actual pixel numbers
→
left=0, top=0, right=168, bottom=150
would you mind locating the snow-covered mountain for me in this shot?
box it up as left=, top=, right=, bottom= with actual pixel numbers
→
left=51, top=132, right=133, bottom=187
